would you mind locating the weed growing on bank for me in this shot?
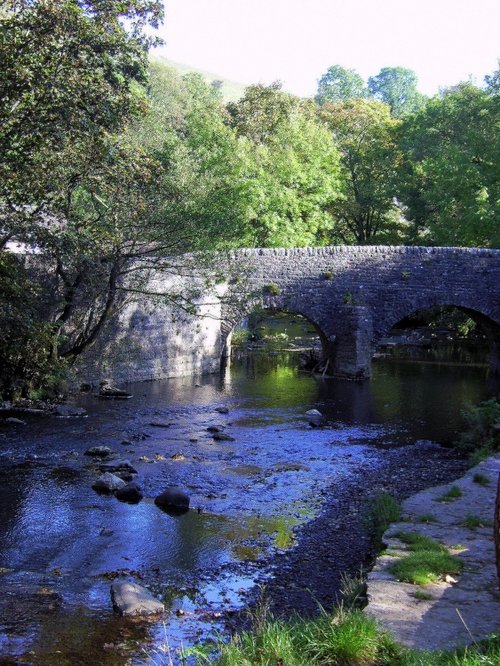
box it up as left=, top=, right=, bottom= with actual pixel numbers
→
left=188, top=605, right=399, bottom=666
left=181, top=609, right=499, bottom=666
left=364, top=492, right=402, bottom=547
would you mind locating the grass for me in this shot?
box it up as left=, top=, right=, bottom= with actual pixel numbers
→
left=435, top=485, right=463, bottom=502
left=387, top=531, right=463, bottom=585
left=364, top=492, right=402, bottom=547
left=412, top=589, right=433, bottom=601
left=399, top=635, right=500, bottom=665
left=393, top=531, right=448, bottom=553
left=417, top=513, right=438, bottom=523
left=390, top=550, right=463, bottom=585
left=472, top=473, right=490, bottom=486
left=460, top=514, right=493, bottom=530
left=183, top=607, right=499, bottom=666
left=189, top=606, right=399, bottom=666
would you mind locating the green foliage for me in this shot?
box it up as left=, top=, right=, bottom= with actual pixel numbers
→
left=264, top=283, right=281, bottom=296
left=364, top=492, right=402, bottom=547
left=396, top=83, right=500, bottom=247
left=400, top=636, right=500, bottom=666
left=460, top=514, right=492, bottom=529
left=316, top=65, right=368, bottom=105
left=0, top=254, right=65, bottom=399
left=417, top=514, right=438, bottom=524
left=456, top=399, right=500, bottom=464
left=191, top=606, right=397, bottom=666
left=473, top=473, right=490, bottom=486
left=436, top=486, right=463, bottom=502
left=319, top=99, right=407, bottom=244
left=368, top=67, right=426, bottom=117
left=393, top=531, right=448, bottom=553
left=228, top=83, right=343, bottom=247
left=389, top=549, right=463, bottom=585
left=412, top=589, right=433, bottom=601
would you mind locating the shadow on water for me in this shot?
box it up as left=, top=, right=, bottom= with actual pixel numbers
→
left=0, top=328, right=497, bottom=663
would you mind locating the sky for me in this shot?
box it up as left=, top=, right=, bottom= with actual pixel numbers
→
left=153, top=0, right=500, bottom=97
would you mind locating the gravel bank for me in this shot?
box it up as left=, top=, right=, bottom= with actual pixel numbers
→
left=247, top=443, right=470, bottom=620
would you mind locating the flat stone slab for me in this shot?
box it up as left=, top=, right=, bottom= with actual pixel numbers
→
left=111, top=581, right=164, bottom=617
left=366, top=456, right=500, bottom=651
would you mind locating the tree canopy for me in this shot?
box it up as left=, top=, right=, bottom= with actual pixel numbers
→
left=319, top=99, right=405, bottom=244
left=315, top=65, right=368, bottom=105
left=228, top=84, right=342, bottom=247
left=396, top=83, right=500, bottom=247
left=368, top=67, right=426, bottom=117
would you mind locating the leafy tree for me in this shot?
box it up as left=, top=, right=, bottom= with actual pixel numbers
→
left=396, top=82, right=500, bottom=247
left=0, top=3, right=248, bottom=395
left=228, top=84, right=342, bottom=247
left=316, top=65, right=368, bottom=105
left=319, top=99, right=405, bottom=244
left=368, top=67, right=425, bottom=117
left=485, top=62, right=500, bottom=93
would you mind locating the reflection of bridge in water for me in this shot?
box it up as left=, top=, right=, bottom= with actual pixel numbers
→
left=76, top=246, right=500, bottom=384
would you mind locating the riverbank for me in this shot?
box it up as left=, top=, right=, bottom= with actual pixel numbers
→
left=366, top=455, right=500, bottom=650
left=236, top=440, right=470, bottom=623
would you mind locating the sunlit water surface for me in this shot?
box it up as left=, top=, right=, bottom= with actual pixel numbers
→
left=0, top=343, right=497, bottom=664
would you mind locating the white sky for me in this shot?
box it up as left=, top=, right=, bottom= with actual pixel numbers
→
left=153, top=0, right=500, bottom=97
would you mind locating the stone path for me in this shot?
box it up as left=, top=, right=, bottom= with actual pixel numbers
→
left=366, top=456, right=500, bottom=651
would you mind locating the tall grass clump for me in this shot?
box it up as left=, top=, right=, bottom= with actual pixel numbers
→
left=364, top=492, right=402, bottom=547
left=193, top=606, right=398, bottom=666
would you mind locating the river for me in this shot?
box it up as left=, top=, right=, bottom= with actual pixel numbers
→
left=0, top=323, right=497, bottom=665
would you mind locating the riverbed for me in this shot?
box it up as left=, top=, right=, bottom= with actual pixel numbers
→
left=0, top=344, right=497, bottom=664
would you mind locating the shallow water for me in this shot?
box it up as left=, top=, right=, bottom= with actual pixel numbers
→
left=0, top=346, right=497, bottom=664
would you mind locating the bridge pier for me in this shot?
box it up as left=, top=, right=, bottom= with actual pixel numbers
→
left=328, top=306, right=374, bottom=380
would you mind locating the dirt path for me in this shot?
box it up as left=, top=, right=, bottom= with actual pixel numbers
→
left=366, top=456, right=500, bottom=651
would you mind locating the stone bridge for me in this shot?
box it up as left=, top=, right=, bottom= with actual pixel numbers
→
left=76, top=246, right=500, bottom=384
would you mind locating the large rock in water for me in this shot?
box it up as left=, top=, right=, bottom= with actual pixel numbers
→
left=111, top=581, right=164, bottom=616
left=84, top=446, right=112, bottom=457
left=92, top=472, right=126, bottom=493
left=154, top=487, right=190, bottom=512
left=53, top=405, right=87, bottom=417
left=99, top=459, right=137, bottom=474
left=115, top=482, right=143, bottom=503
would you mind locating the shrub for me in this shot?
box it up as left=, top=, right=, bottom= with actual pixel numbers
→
left=456, top=399, right=500, bottom=465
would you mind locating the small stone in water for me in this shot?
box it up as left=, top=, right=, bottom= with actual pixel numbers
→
left=84, top=446, right=112, bottom=457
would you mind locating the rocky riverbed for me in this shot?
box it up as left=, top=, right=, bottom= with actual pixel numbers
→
left=240, top=442, right=470, bottom=623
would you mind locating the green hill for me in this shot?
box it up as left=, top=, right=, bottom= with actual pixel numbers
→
left=150, top=55, right=248, bottom=103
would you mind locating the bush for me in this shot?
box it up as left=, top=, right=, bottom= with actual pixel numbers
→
left=456, top=399, right=500, bottom=465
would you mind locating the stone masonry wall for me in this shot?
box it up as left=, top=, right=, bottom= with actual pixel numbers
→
left=74, top=246, right=500, bottom=384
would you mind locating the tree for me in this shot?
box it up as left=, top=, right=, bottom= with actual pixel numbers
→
left=0, top=3, right=249, bottom=396
left=396, top=82, right=500, bottom=247
left=319, top=99, right=405, bottom=244
left=228, top=84, right=343, bottom=247
left=368, top=67, right=425, bottom=117
left=315, top=65, right=368, bottom=105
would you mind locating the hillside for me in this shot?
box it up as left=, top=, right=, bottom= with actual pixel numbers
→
left=150, top=55, right=248, bottom=102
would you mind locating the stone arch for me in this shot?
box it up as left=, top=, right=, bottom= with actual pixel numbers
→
left=376, top=301, right=500, bottom=375
left=220, top=300, right=332, bottom=373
